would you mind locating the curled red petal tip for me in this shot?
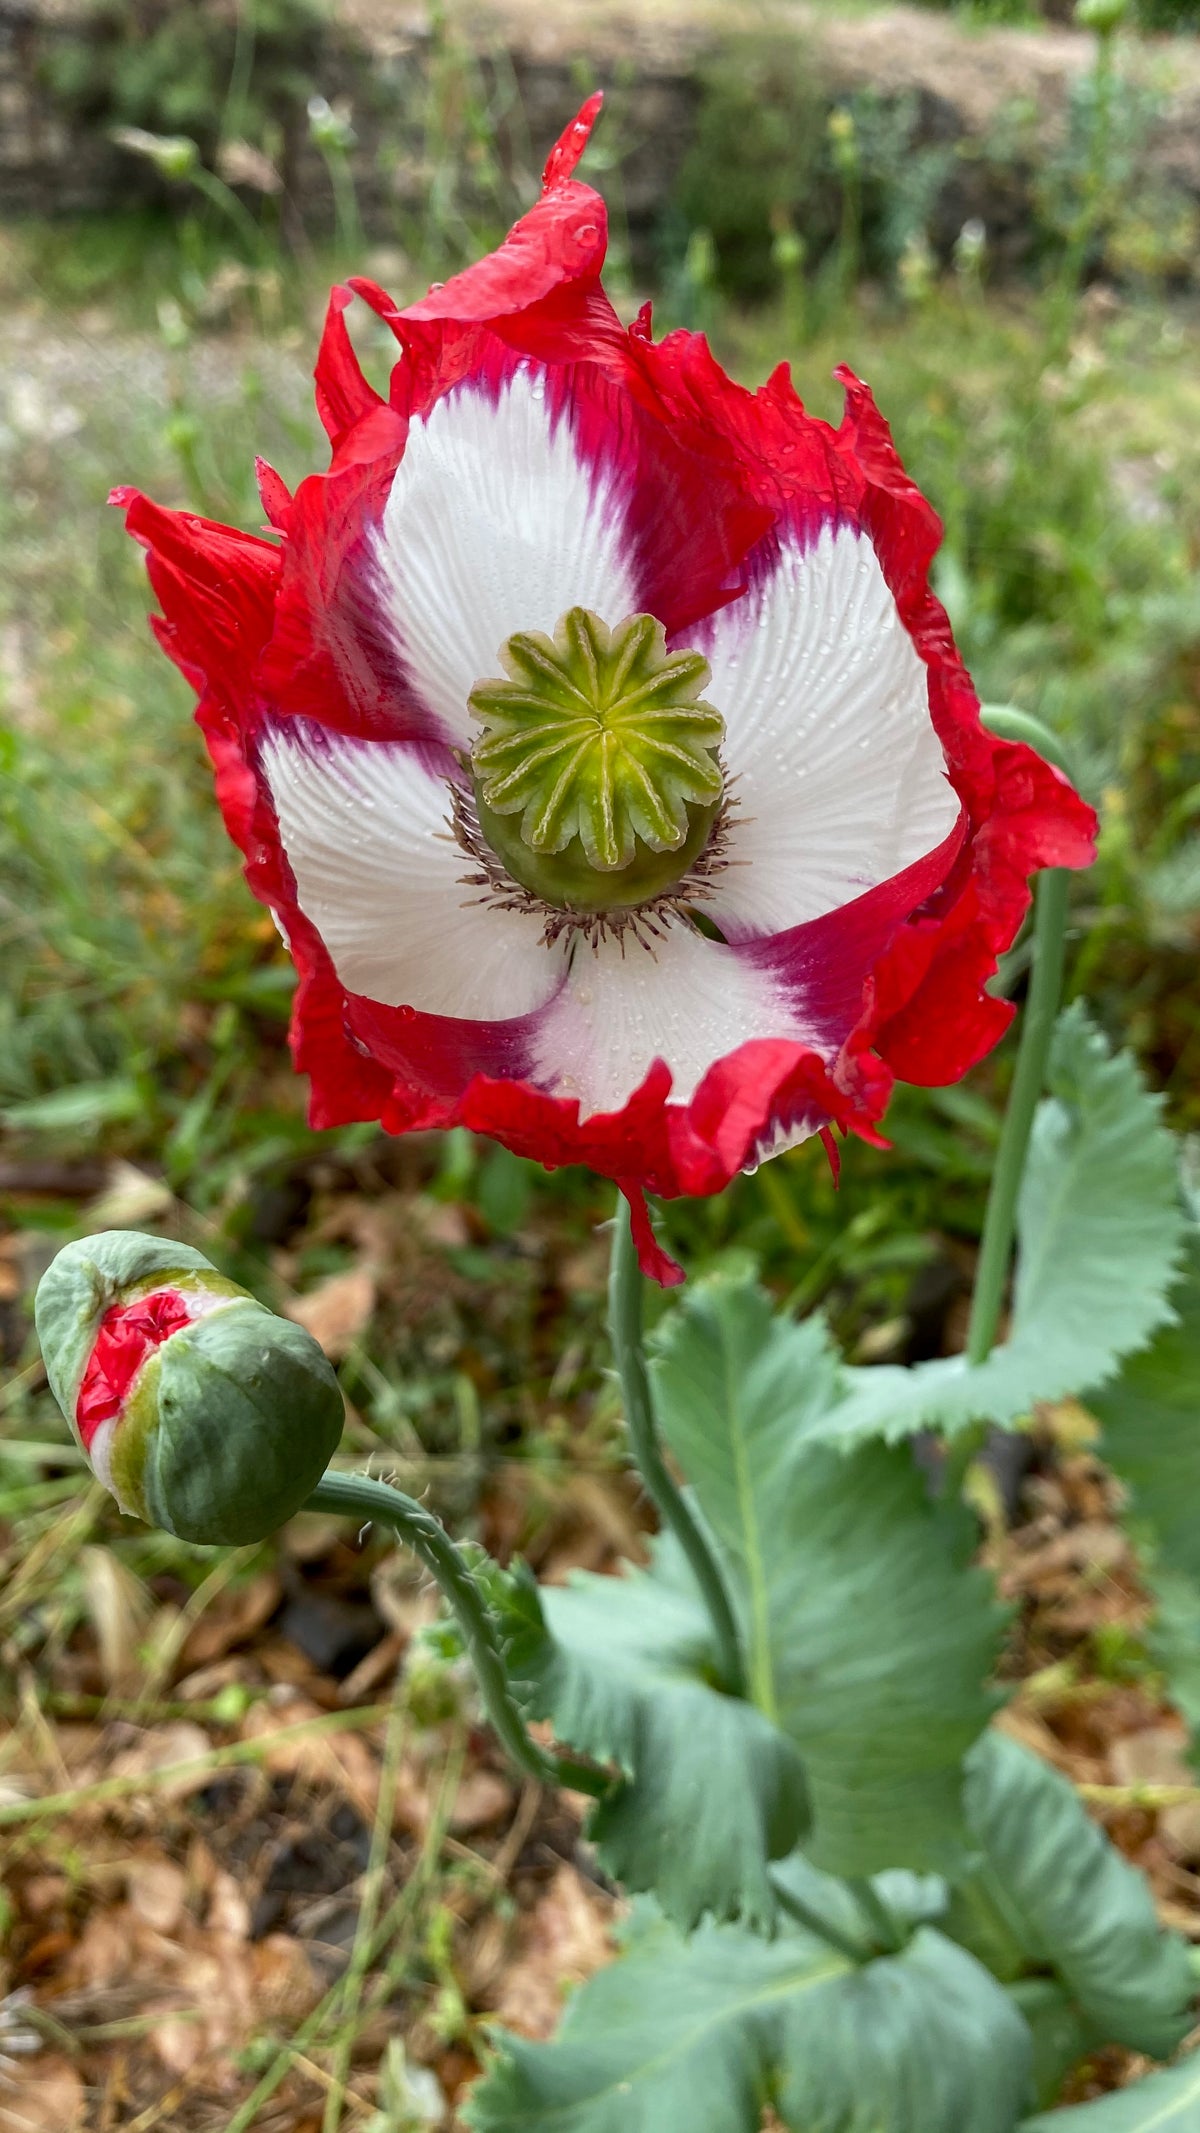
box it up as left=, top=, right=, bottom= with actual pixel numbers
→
left=622, top=1183, right=685, bottom=1288
left=255, top=457, right=293, bottom=531
left=818, top=1126, right=841, bottom=1185
left=542, top=90, right=604, bottom=191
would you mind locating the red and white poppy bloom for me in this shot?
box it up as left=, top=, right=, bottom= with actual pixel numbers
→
left=115, top=97, right=1095, bottom=1282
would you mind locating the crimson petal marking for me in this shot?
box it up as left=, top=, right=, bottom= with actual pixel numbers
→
left=735, top=811, right=968, bottom=1040
left=699, top=523, right=960, bottom=940
left=260, top=720, right=568, bottom=1022
left=344, top=991, right=558, bottom=1103
left=372, top=363, right=640, bottom=749
left=530, top=920, right=816, bottom=1122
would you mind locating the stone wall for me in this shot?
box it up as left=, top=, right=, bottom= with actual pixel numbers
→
left=3, top=0, right=1200, bottom=274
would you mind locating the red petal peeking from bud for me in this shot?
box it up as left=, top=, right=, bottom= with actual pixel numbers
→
left=112, top=99, right=1098, bottom=1283
left=76, top=1289, right=203, bottom=1444
left=36, top=1232, right=346, bottom=1544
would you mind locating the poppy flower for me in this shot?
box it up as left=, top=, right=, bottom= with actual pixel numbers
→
left=114, top=95, right=1096, bottom=1283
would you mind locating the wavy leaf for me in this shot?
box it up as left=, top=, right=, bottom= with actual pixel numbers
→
left=652, top=1277, right=1005, bottom=1876
left=500, top=1553, right=808, bottom=1930
left=953, top=1731, right=1194, bottom=2060
left=1090, top=1231, right=1200, bottom=1582
left=816, top=1007, right=1184, bottom=1446
left=1146, top=1569, right=1200, bottom=1759
left=1022, top=2055, right=1200, bottom=2130
left=466, top=1906, right=1032, bottom=2133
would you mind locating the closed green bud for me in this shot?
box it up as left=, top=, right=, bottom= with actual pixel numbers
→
left=1074, top=0, right=1128, bottom=27
left=35, top=1231, right=344, bottom=1545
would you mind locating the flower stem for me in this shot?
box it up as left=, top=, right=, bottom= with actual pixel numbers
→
left=967, top=706, right=1079, bottom=1369
left=848, top=1876, right=905, bottom=1954
left=304, top=1472, right=610, bottom=1798
left=189, top=166, right=272, bottom=264
left=965, top=867, right=1070, bottom=1367
left=608, top=1194, right=746, bottom=1697
left=771, top=1876, right=873, bottom=1964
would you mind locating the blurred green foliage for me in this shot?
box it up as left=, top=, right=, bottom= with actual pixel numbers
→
left=915, top=0, right=1200, bottom=26
left=41, top=0, right=329, bottom=155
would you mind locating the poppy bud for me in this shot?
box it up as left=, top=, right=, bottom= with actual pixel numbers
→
left=36, top=1230, right=344, bottom=1544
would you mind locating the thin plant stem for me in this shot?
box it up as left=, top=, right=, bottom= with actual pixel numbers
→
left=608, top=1194, right=746, bottom=1698
left=771, top=1875, right=872, bottom=1965
left=319, top=146, right=364, bottom=262
left=966, top=707, right=1080, bottom=1370
left=965, top=866, right=1070, bottom=1368
left=220, top=0, right=257, bottom=145
left=848, top=1876, right=904, bottom=1954
left=189, top=167, right=271, bottom=264
left=304, top=1472, right=610, bottom=1798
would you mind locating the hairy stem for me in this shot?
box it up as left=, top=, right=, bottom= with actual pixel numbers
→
left=305, top=1472, right=610, bottom=1798
left=608, top=1194, right=745, bottom=1696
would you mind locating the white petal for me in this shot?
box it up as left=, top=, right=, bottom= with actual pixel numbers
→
left=744, top=1114, right=820, bottom=1172
left=87, top=1417, right=116, bottom=1489
left=373, top=365, right=640, bottom=746
left=532, top=919, right=813, bottom=1118
left=262, top=723, right=566, bottom=1020
left=701, top=524, right=961, bottom=938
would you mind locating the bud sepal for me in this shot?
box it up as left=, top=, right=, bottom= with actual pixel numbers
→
left=36, top=1231, right=344, bottom=1544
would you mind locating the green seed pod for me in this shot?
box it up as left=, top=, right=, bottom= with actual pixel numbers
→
left=36, top=1230, right=344, bottom=1545
left=1074, top=0, right=1128, bottom=28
